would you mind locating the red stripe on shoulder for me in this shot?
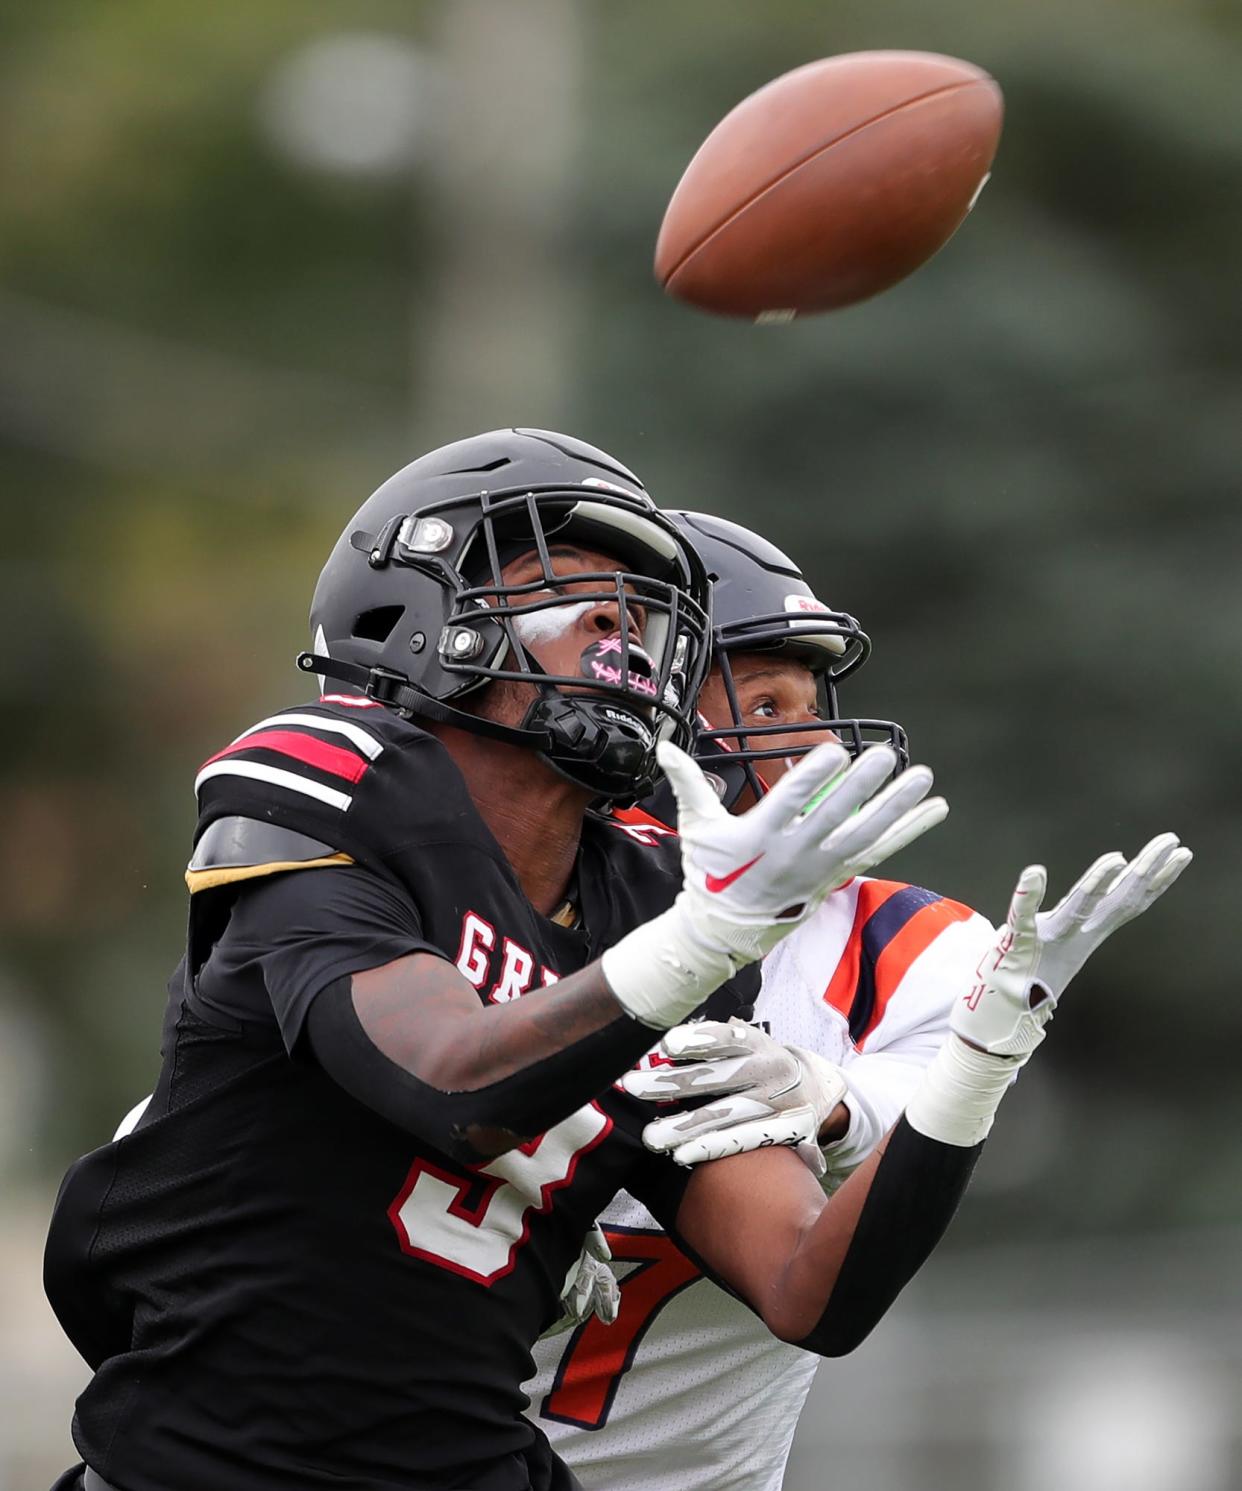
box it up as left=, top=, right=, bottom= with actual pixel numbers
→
left=857, top=896, right=973, bottom=1047
left=612, top=806, right=674, bottom=833
left=822, top=880, right=905, bottom=1018
left=202, top=729, right=371, bottom=784
left=606, top=805, right=678, bottom=847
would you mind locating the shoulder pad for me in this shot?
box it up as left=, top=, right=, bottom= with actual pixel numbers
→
left=185, top=815, right=353, bottom=894
left=195, top=705, right=389, bottom=815
left=192, top=700, right=485, bottom=882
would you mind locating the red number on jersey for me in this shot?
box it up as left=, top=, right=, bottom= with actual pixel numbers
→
left=540, top=1225, right=702, bottom=1429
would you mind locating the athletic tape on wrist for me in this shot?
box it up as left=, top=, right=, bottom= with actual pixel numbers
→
left=601, top=902, right=738, bottom=1029
left=904, top=1034, right=1021, bottom=1147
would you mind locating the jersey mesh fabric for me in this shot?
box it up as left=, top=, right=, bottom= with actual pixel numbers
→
left=525, top=878, right=994, bottom=1491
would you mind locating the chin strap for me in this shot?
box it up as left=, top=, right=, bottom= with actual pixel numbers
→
left=296, top=652, right=550, bottom=748
left=297, top=651, right=662, bottom=804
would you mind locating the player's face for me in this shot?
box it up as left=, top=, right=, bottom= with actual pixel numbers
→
left=475, top=545, right=653, bottom=726
left=698, top=653, right=839, bottom=788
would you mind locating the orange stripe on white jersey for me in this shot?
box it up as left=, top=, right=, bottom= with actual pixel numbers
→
left=823, top=879, right=974, bottom=1048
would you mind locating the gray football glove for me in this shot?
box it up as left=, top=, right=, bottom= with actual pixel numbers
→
left=543, top=1224, right=620, bottom=1337
left=624, top=1018, right=848, bottom=1175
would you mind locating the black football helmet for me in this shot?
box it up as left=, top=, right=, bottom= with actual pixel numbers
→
left=303, top=429, right=711, bottom=803
left=667, top=510, right=907, bottom=808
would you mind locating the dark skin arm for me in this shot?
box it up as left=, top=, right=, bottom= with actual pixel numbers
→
left=351, top=955, right=852, bottom=1142
left=351, top=951, right=623, bottom=1086
left=671, top=1137, right=888, bottom=1343
left=351, top=953, right=949, bottom=1344
left=349, top=951, right=642, bottom=1156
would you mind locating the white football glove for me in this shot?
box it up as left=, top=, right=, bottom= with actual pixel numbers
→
left=953, top=832, right=1193, bottom=1059
left=907, top=834, right=1192, bottom=1147
left=543, top=1224, right=620, bottom=1337
left=603, top=740, right=947, bottom=1028
left=623, top=1018, right=848, bottom=1177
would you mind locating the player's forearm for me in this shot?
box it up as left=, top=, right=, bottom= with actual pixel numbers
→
left=351, top=952, right=654, bottom=1086
left=413, top=968, right=659, bottom=1155
left=775, top=1118, right=981, bottom=1353
left=309, top=956, right=659, bottom=1160
left=679, top=1119, right=980, bottom=1352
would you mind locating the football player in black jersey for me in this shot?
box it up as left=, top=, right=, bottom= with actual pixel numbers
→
left=43, top=429, right=983, bottom=1491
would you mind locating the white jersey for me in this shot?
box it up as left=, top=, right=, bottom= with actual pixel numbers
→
left=526, top=875, right=994, bottom=1491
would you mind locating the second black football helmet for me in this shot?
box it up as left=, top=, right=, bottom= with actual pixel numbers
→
left=303, top=429, right=711, bottom=803
left=667, top=510, right=907, bottom=807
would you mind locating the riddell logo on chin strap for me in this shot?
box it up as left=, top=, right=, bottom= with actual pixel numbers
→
left=704, top=855, right=762, bottom=894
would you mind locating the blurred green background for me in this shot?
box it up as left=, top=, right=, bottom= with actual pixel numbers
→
left=2, top=2, right=1239, bottom=1487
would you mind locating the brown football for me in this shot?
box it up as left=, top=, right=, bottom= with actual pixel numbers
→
left=654, top=51, right=1003, bottom=320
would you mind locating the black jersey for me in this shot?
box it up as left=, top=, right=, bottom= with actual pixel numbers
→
left=45, top=699, right=756, bottom=1491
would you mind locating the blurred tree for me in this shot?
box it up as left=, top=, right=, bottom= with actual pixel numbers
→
left=0, top=0, right=1239, bottom=1240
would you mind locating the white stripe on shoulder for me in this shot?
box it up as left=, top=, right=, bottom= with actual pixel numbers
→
left=236, top=712, right=384, bottom=760
left=194, top=760, right=353, bottom=812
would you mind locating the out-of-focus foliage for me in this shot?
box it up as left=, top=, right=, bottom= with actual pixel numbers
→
left=1, top=0, right=1240, bottom=1247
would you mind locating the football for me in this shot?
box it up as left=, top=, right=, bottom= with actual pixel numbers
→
left=654, top=51, right=1004, bottom=320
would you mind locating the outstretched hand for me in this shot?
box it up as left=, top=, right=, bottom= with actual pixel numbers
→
left=602, top=741, right=946, bottom=1030
left=659, top=738, right=947, bottom=964
left=953, top=834, right=1193, bottom=1060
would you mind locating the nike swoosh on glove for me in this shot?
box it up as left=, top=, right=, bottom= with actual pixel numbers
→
left=624, top=1017, right=848, bottom=1175
left=602, top=740, right=948, bottom=1029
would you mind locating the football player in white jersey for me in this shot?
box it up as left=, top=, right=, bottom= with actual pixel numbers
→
left=525, top=512, right=1190, bottom=1491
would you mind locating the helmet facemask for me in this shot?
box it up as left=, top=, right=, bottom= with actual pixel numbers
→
left=317, top=483, right=710, bottom=804
left=695, top=607, right=909, bottom=809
